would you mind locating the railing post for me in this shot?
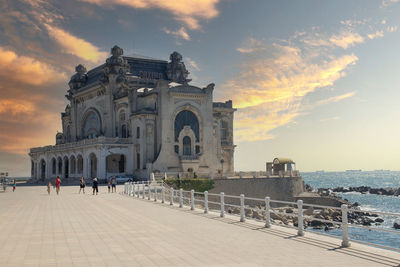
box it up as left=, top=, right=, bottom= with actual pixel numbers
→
left=179, top=188, right=183, bottom=208
left=148, top=183, right=151, bottom=200
left=297, top=200, right=304, bottom=236
left=204, top=191, right=208, bottom=214
left=265, top=197, right=271, bottom=228
left=161, top=185, right=165, bottom=203
left=142, top=183, right=145, bottom=199
left=154, top=185, right=158, bottom=202
left=136, top=182, right=139, bottom=198
left=220, top=192, right=225, bottom=217
left=341, top=204, right=350, bottom=247
left=240, top=194, right=245, bottom=222
left=170, top=188, right=174, bottom=205
left=191, top=190, right=195, bottom=210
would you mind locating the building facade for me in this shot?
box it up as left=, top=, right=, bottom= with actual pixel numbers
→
left=29, top=46, right=236, bottom=181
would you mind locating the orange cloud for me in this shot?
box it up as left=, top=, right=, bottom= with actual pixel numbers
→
left=45, top=24, right=108, bottom=63
left=0, top=99, right=61, bottom=155
left=0, top=99, right=36, bottom=117
left=0, top=46, right=66, bottom=86
left=162, top=27, right=191, bottom=40
left=237, top=38, right=266, bottom=53
left=79, top=0, right=220, bottom=30
left=329, top=31, right=364, bottom=49
left=226, top=38, right=359, bottom=142
left=316, top=92, right=356, bottom=105
left=367, top=30, right=384, bottom=40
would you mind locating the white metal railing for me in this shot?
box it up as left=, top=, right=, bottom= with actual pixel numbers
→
left=123, top=181, right=400, bottom=252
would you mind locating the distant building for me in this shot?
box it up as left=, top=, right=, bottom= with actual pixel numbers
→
left=29, top=46, right=236, bottom=181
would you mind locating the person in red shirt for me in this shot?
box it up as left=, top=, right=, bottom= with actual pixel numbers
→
left=55, top=176, right=61, bottom=195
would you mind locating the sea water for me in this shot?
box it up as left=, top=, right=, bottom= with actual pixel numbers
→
left=302, top=171, right=400, bottom=249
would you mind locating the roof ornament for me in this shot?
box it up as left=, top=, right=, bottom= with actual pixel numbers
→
left=166, top=51, right=191, bottom=84
left=68, top=64, right=88, bottom=90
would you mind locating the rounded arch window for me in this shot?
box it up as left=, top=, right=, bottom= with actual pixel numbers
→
left=174, top=110, right=199, bottom=142
left=82, top=110, right=101, bottom=139
left=183, top=136, right=191, bottom=155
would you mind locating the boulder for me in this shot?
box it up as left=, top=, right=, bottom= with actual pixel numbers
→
left=285, top=208, right=294, bottom=214
left=394, top=222, right=400, bottom=230
left=394, top=188, right=400, bottom=196
left=252, top=210, right=263, bottom=220
left=375, top=218, right=384, bottom=223
left=245, top=209, right=253, bottom=218
left=304, top=207, right=314, bottom=216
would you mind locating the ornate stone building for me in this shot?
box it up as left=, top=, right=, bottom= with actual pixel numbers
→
left=29, top=46, right=236, bottom=181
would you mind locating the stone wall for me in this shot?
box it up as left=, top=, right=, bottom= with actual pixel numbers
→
left=209, top=177, right=304, bottom=203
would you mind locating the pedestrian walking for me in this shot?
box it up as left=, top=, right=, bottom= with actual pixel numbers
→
left=111, top=176, right=117, bottom=193
left=107, top=179, right=111, bottom=193
left=92, top=177, right=98, bottom=195
left=47, top=181, right=52, bottom=195
left=79, top=177, right=86, bottom=194
left=12, top=179, right=16, bottom=192
left=55, top=176, right=61, bottom=195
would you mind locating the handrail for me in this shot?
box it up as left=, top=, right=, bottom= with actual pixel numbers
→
left=123, top=181, right=400, bottom=251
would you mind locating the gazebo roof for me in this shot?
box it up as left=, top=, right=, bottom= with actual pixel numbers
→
left=273, top=158, right=295, bottom=164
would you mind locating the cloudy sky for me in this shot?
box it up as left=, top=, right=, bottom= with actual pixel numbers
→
left=1, top=0, right=400, bottom=176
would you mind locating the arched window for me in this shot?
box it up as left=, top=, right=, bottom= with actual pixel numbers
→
left=31, top=160, right=34, bottom=176
left=174, top=110, right=199, bottom=142
left=52, top=158, right=56, bottom=174
left=82, top=110, right=101, bottom=139
left=63, top=156, right=69, bottom=178
left=77, top=155, right=83, bottom=174
left=57, top=157, right=62, bottom=174
left=183, top=136, right=191, bottom=155
left=70, top=155, right=76, bottom=174
left=40, top=159, right=46, bottom=180
left=121, top=124, right=127, bottom=138
left=136, top=127, right=140, bottom=139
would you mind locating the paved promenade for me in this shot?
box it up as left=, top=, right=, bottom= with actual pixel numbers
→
left=0, top=186, right=399, bottom=267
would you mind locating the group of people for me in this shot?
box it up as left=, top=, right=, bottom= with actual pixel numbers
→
left=46, top=176, right=118, bottom=195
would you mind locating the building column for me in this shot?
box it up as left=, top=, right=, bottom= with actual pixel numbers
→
left=99, top=149, right=106, bottom=180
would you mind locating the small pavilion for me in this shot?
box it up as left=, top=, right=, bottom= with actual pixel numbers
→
left=266, top=158, right=297, bottom=177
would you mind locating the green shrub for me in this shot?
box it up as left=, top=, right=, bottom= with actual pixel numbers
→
left=164, top=178, right=214, bottom=192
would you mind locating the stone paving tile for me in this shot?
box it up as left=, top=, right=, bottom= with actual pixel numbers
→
left=0, top=186, right=399, bottom=267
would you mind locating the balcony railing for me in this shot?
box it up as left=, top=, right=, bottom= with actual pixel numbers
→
left=30, top=136, right=132, bottom=153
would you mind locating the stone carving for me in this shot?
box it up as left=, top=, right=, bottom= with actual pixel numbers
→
left=65, top=105, right=71, bottom=116
left=69, top=64, right=88, bottom=90
left=56, top=132, right=64, bottom=145
left=166, top=52, right=191, bottom=84
left=102, top=45, right=130, bottom=98
left=104, top=45, right=130, bottom=76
